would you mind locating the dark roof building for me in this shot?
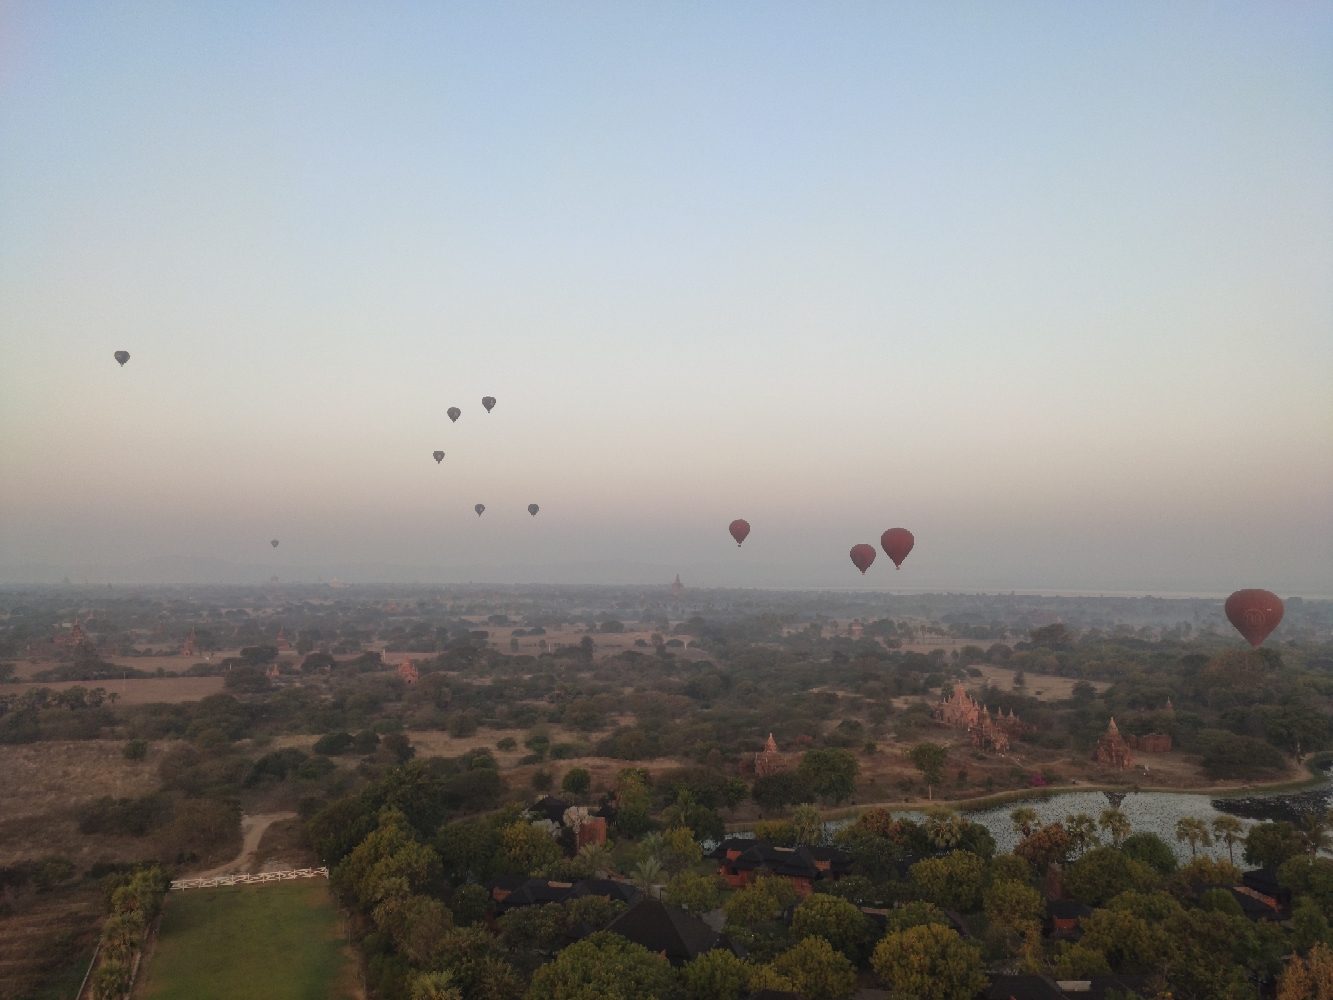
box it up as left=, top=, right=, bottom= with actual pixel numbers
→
left=606, top=899, right=739, bottom=966
left=530, top=796, right=571, bottom=825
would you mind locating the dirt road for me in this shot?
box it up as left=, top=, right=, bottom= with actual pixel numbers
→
left=196, top=811, right=297, bottom=877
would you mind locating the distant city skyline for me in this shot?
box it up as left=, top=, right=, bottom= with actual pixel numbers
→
left=2, top=3, right=1330, bottom=594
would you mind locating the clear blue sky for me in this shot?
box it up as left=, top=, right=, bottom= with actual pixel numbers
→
left=2, top=2, right=1330, bottom=593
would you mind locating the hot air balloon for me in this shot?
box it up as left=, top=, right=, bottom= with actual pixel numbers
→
left=433, top=451, right=445, bottom=464
left=880, top=528, right=914, bottom=569
left=850, top=544, right=876, bottom=574
left=114, top=351, right=130, bottom=366
left=729, top=519, right=751, bottom=547
left=475, top=504, right=485, bottom=516
left=271, top=539, right=279, bottom=548
left=1225, top=589, right=1284, bottom=647
left=528, top=503, right=539, bottom=516
left=447, top=407, right=461, bottom=423
left=482, top=396, right=496, bottom=413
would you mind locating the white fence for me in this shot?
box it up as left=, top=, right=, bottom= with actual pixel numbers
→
left=170, top=867, right=329, bottom=890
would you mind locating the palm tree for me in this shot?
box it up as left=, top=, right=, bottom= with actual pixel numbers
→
left=1175, top=816, right=1212, bottom=859
left=631, top=857, right=663, bottom=898
left=1211, top=815, right=1244, bottom=865
left=1099, top=808, right=1131, bottom=848
left=1011, top=807, right=1039, bottom=839
left=1064, top=813, right=1101, bottom=858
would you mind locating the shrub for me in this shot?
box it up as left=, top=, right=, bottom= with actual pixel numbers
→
left=122, top=739, right=148, bottom=761
left=314, top=731, right=355, bottom=755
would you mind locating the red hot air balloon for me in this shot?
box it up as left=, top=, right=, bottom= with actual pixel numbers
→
left=850, top=544, right=876, bottom=574
left=729, top=519, right=751, bottom=546
left=1224, top=589, right=1284, bottom=647
left=880, top=528, right=914, bottom=569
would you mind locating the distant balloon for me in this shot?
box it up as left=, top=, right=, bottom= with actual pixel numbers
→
left=729, top=519, right=751, bottom=547
left=271, top=540, right=279, bottom=548
left=447, top=407, right=461, bottom=423
left=114, top=351, right=130, bottom=366
left=482, top=396, right=496, bottom=413
left=1224, top=589, right=1284, bottom=648
left=880, top=528, right=915, bottom=569
left=849, top=544, right=876, bottom=574
left=475, top=504, right=485, bottom=516
left=527, top=503, right=539, bottom=516
left=433, top=451, right=445, bottom=464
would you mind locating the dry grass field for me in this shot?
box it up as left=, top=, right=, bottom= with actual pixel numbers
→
left=0, top=882, right=103, bottom=1000
left=12, top=676, right=226, bottom=705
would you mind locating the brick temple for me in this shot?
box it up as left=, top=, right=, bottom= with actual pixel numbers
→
left=1093, top=718, right=1135, bottom=768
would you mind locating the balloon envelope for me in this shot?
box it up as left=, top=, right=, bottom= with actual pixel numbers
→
left=114, top=351, right=130, bottom=366
left=729, top=519, right=751, bottom=546
left=527, top=503, right=539, bottom=516
left=880, top=528, right=915, bottom=569
left=447, top=407, right=460, bottom=422
left=475, top=504, right=485, bottom=516
left=270, top=540, right=279, bottom=548
left=433, top=450, right=445, bottom=463
left=850, top=544, right=876, bottom=574
left=482, top=396, right=496, bottom=412
left=1225, top=589, right=1284, bottom=647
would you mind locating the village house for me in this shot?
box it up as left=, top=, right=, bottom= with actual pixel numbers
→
left=709, top=839, right=852, bottom=897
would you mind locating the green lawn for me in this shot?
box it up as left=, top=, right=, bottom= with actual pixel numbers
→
left=139, top=880, right=354, bottom=1000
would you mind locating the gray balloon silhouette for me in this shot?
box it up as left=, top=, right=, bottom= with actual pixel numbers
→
left=527, top=504, right=539, bottom=516
left=114, top=351, right=130, bottom=366
left=433, top=451, right=445, bottom=463
left=475, top=504, right=485, bottom=516
left=447, top=407, right=461, bottom=422
left=482, top=396, right=496, bottom=413
left=271, top=539, right=279, bottom=548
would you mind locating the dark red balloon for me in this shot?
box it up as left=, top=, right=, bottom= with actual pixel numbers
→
left=850, top=544, right=876, bottom=574
left=1224, top=589, right=1284, bottom=648
left=729, top=519, right=750, bottom=547
left=880, top=528, right=914, bottom=569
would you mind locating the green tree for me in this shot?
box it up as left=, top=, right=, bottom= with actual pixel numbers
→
left=789, top=893, right=870, bottom=962
left=751, top=772, right=815, bottom=812
left=409, top=970, right=463, bottom=1000
left=1013, top=824, right=1071, bottom=877
left=769, top=936, right=857, bottom=1000
left=798, top=749, right=860, bottom=805
left=1212, top=815, right=1244, bottom=865
left=1010, top=807, right=1039, bottom=838
left=1175, top=816, right=1212, bottom=859
left=500, top=821, right=562, bottom=875
left=665, top=873, right=722, bottom=915
left=1291, top=896, right=1333, bottom=956
left=561, top=768, right=591, bottom=797
left=1121, top=832, right=1178, bottom=874
left=1062, top=847, right=1158, bottom=907
left=1277, top=942, right=1333, bottom=1000
left=983, top=878, right=1044, bottom=935
left=791, top=804, right=826, bottom=846
left=909, top=851, right=986, bottom=912
left=683, top=949, right=748, bottom=1000
left=615, top=770, right=655, bottom=837
left=527, top=931, right=681, bottom=1000
left=907, top=743, right=948, bottom=799
left=726, top=875, right=798, bottom=926
left=1077, top=907, right=1161, bottom=971
left=660, top=826, right=703, bottom=874
left=1245, top=820, right=1306, bottom=869
left=90, top=960, right=132, bottom=1000
left=1099, top=808, right=1131, bottom=848
left=871, top=923, right=987, bottom=1000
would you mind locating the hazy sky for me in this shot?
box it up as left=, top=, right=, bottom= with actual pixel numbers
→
left=2, top=2, right=1331, bottom=594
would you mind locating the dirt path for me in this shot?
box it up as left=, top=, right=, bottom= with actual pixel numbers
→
left=195, top=812, right=297, bottom=878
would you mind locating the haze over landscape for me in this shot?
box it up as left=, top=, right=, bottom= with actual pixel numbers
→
left=2, top=3, right=1330, bottom=593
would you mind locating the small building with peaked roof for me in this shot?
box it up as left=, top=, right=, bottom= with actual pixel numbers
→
left=754, top=734, right=784, bottom=777
left=605, top=898, right=741, bottom=966
left=1092, top=718, right=1134, bottom=768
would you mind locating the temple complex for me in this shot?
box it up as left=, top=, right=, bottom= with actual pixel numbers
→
left=1093, top=718, right=1135, bottom=768
left=671, top=575, right=685, bottom=599
left=180, top=629, right=197, bottom=656
left=934, top=684, right=1031, bottom=754
left=754, top=734, right=784, bottom=777
left=276, top=627, right=291, bottom=650
left=397, top=658, right=419, bottom=685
